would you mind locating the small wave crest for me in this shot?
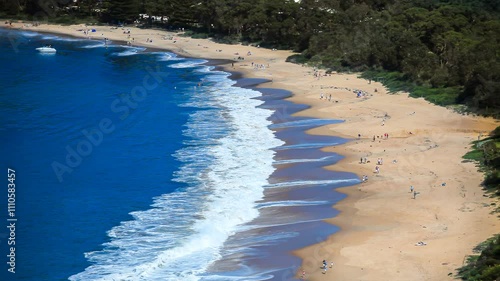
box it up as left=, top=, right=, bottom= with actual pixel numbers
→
left=269, top=118, right=342, bottom=129
left=257, top=200, right=331, bottom=208
left=111, top=46, right=144, bottom=56
left=274, top=142, right=341, bottom=150
left=18, top=31, right=39, bottom=37
left=266, top=178, right=360, bottom=188
left=152, top=52, right=181, bottom=61
left=41, top=35, right=84, bottom=41
left=169, top=60, right=208, bottom=69
left=273, top=155, right=339, bottom=165
left=80, top=42, right=107, bottom=48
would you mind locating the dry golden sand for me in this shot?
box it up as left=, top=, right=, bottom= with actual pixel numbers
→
left=8, top=21, right=500, bottom=281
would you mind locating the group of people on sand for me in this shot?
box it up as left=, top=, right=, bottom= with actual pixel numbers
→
left=298, top=259, right=334, bottom=279
left=317, top=85, right=372, bottom=102
left=372, top=133, right=389, bottom=142
left=19, top=21, right=40, bottom=28
left=251, top=62, right=267, bottom=70
left=355, top=89, right=369, bottom=98
left=359, top=135, right=421, bottom=199
left=358, top=132, right=389, bottom=179
left=359, top=156, right=383, bottom=176
left=411, top=185, right=420, bottom=199
left=319, top=93, right=339, bottom=103
left=321, top=260, right=334, bottom=274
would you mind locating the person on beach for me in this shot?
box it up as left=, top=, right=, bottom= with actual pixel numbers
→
left=410, top=185, right=414, bottom=193
left=330, top=261, right=334, bottom=268
left=413, top=190, right=418, bottom=199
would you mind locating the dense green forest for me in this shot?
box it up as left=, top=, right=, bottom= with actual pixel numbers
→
left=1, top=0, right=499, bottom=116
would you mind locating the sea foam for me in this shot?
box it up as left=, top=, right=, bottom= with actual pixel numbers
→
left=69, top=59, right=283, bottom=281
left=112, top=46, right=146, bottom=56
left=169, top=60, right=208, bottom=69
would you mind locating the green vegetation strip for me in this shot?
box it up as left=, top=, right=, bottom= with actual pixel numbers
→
left=459, top=127, right=500, bottom=280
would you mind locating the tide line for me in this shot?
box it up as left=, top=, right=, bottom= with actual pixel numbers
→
left=265, top=178, right=360, bottom=188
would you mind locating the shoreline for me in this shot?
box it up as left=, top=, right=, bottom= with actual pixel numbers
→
left=5, top=21, right=499, bottom=280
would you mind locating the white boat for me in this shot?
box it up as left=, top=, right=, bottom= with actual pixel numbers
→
left=36, top=46, right=56, bottom=53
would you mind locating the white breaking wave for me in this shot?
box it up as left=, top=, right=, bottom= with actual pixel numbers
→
left=69, top=58, right=283, bottom=281
left=169, top=60, right=208, bottom=69
left=80, top=42, right=107, bottom=48
left=266, top=178, right=360, bottom=188
left=153, top=52, right=182, bottom=61
left=269, top=118, right=341, bottom=129
left=18, top=31, right=39, bottom=37
left=273, top=142, right=341, bottom=150
left=112, top=47, right=146, bottom=56
left=273, top=155, right=339, bottom=165
left=114, top=49, right=138, bottom=56
left=41, top=35, right=84, bottom=41
left=256, top=200, right=331, bottom=208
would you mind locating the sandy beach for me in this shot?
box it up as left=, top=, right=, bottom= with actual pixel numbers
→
left=6, top=21, right=499, bottom=280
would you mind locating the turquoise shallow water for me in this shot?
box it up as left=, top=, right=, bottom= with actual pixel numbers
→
left=0, top=29, right=359, bottom=281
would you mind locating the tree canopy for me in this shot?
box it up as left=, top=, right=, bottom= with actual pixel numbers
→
left=1, top=0, right=499, bottom=115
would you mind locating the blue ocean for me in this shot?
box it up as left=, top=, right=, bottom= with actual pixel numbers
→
left=0, top=28, right=359, bottom=281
